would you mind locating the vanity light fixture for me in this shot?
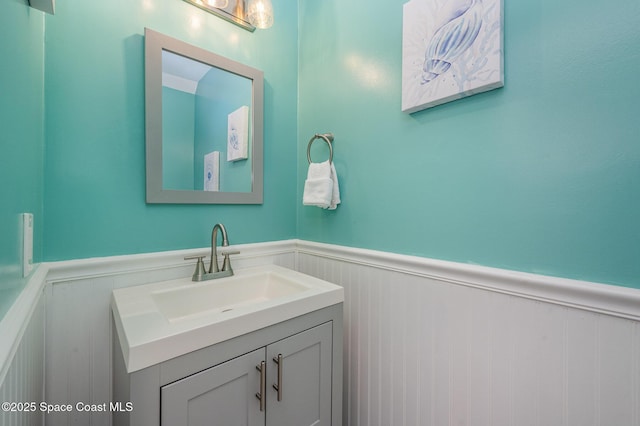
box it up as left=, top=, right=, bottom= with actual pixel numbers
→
left=183, top=0, right=273, bottom=31
left=246, top=0, right=274, bottom=29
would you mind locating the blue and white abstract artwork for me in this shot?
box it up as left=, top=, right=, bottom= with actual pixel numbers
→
left=227, top=105, right=249, bottom=162
left=402, top=0, right=503, bottom=113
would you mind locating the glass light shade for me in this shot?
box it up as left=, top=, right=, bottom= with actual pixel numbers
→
left=246, top=0, right=274, bottom=29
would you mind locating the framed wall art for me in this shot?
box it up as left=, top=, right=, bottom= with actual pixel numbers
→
left=227, top=105, right=250, bottom=162
left=204, top=151, right=220, bottom=192
left=402, top=0, right=504, bottom=113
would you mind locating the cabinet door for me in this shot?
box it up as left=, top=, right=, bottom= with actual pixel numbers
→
left=161, top=348, right=265, bottom=426
left=266, top=322, right=333, bottom=426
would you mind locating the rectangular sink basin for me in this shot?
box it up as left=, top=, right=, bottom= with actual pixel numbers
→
left=111, top=264, right=343, bottom=373
left=151, top=271, right=309, bottom=322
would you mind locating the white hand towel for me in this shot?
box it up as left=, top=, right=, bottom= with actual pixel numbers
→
left=328, top=162, right=341, bottom=210
left=303, top=161, right=333, bottom=208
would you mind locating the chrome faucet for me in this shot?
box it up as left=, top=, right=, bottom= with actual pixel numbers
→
left=210, top=223, right=229, bottom=273
left=184, top=223, right=240, bottom=282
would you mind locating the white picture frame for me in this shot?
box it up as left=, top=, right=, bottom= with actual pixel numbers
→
left=227, top=105, right=249, bottom=162
left=204, top=151, right=220, bottom=191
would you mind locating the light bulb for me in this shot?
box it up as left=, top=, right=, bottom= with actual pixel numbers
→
left=246, top=0, right=273, bottom=29
left=207, top=0, right=229, bottom=9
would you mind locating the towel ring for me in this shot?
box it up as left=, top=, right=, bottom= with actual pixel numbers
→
left=307, top=133, right=334, bottom=164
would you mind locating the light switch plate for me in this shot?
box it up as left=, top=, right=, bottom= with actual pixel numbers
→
left=28, top=0, right=55, bottom=15
left=22, top=213, right=34, bottom=277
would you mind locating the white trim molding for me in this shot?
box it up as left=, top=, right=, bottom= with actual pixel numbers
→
left=0, top=265, right=47, bottom=385
left=46, top=239, right=298, bottom=284
left=295, top=240, right=640, bottom=321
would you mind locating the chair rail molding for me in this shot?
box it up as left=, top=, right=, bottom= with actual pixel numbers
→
left=295, top=240, right=640, bottom=321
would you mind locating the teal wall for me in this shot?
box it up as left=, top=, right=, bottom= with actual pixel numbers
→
left=194, top=67, right=252, bottom=192
left=162, top=87, right=195, bottom=190
left=0, top=0, right=45, bottom=317
left=43, top=0, right=299, bottom=261
left=2, top=0, right=638, bottom=294
left=298, top=0, right=640, bottom=288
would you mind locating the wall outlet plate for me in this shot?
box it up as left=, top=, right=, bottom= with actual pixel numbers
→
left=22, top=213, right=34, bottom=277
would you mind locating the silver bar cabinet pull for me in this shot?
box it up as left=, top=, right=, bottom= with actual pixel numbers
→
left=255, top=361, right=266, bottom=411
left=272, top=354, right=283, bottom=401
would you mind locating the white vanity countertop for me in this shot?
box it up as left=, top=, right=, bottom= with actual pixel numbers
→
left=111, top=264, right=344, bottom=373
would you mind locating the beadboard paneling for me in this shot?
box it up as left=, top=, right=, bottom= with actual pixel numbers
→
left=0, top=293, right=45, bottom=426
left=296, top=244, right=640, bottom=426
left=41, top=240, right=640, bottom=426
left=44, top=241, right=296, bottom=426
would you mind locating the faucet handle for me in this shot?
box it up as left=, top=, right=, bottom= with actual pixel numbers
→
left=184, top=254, right=207, bottom=260
left=220, top=250, right=240, bottom=272
left=184, top=255, right=207, bottom=281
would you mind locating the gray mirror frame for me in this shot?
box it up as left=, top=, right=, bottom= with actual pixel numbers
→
left=144, top=28, right=264, bottom=204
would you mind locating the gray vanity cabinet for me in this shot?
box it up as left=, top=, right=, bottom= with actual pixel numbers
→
left=265, top=322, right=332, bottom=426
left=113, top=304, right=343, bottom=426
left=161, top=348, right=265, bottom=426
left=160, top=323, right=332, bottom=426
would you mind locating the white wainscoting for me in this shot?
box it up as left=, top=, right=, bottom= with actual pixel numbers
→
left=296, top=241, right=640, bottom=426
left=44, top=241, right=296, bottom=426
left=35, top=239, right=640, bottom=426
left=0, top=266, right=46, bottom=426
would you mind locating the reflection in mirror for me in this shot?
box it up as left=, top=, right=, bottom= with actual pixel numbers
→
left=145, top=28, right=263, bottom=204
left=162, top=51, right=252, bottom=193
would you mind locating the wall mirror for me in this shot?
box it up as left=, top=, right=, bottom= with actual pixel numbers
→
left=145, top=28, right=264, bottom=204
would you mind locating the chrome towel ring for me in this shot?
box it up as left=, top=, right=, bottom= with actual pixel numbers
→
left=307, top=133, right=334, bottom=164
